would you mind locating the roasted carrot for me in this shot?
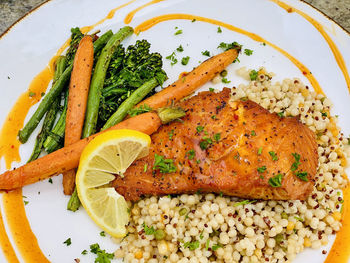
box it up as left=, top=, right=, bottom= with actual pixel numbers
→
left=136, top=48, right=238, bottom=109
left=0, top=112, right=162, bottom=190
left=0, top=49, right=239, bottom=190
left=62, top=36, right=94, bottom=195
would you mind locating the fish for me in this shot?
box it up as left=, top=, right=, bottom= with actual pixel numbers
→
left=113, top=88, right=318, bottom=201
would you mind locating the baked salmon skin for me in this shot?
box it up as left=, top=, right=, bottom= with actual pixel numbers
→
left=113, top=88, right=318, bottom=201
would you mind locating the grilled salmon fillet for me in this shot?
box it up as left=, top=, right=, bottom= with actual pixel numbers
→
left=113, top=88, right=318, bottom=201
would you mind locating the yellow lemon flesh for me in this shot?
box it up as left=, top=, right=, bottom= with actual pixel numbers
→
left=76, top=129, right=151, bottom=237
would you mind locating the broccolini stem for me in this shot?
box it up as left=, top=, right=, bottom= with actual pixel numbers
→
left=102, top=77, right=158, bottom=130
left=27, top=98, right=60, bottom=162
left=43, top=90, right=69, bottom=153
left=102, top=86, right=127, bottom=98
left=83, top=26, right=134, bottom=138
left=93, top=30, right=113, bottom=53
left=18, top=63, right=73, bottom=143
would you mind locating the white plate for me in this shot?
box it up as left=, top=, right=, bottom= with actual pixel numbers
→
left=0, top=0, right=349, bottom=262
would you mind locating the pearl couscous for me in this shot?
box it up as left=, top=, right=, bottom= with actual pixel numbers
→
left=114, top=67, right=349, bottom=263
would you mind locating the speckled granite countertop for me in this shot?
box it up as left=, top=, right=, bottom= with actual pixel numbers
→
left=0, top=0, right=349, bottom=34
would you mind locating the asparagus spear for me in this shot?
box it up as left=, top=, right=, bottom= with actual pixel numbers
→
left=18, top=64, right=73, bottom=143
left=102, top=77, right=159, bottom=130
left=93, top=30, right=113, bottom=53
left=82, top=26, right=134, bottom=138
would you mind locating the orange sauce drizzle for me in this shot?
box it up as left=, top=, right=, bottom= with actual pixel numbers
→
left=268, top=1, right=350, bottom=261
left=0, top=209, right=19, bottom=263
left=3, top=189, right=49, bottom=263
left=270, top=0, right=350, bottom=94
left=134, top=14, right=324, bottom=95
left=0, top=1, right=137, bottom=261
left=81, top=0, right=137, bottom=34
left=124, top=0, right=164, bottom=24
left=0, top=39, right=69, bottom=170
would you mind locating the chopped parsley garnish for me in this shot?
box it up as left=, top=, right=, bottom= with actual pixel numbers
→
left=144, top=164, right=148, bottom=172
left=220, top=69, right=228, bottom=77
left=268, top=173, right=283, bottom=187
left=221, top=77, right=231, bottom=84
left=181, top=56, right=190, bottom=65
left=244, top=49, right=253, bottom=56
left=100, top=231, right=105, bottom=237
left=294, top=216, right=304, bottom=222
left=81, top=250, right=88, bottom=255
left=201, top=50, right=210, bottom=57
left=206, top=240, right=210, bottom=250
left=291, top=153, right=301, bottom=172
left=213, top=133, right=221, bottom=142
left=209, top=88, right=215, bottom=92
left=249, top=70, right=258, bottom=81
left=186, top=149, right=196, bottom=160
left=321, top=112, right=328, bottom=117
left=234, top=200, right=257, bottom=207
left=200, top=137, right=213, bottom=150
left=257, top=147, right=263, bottom=155
left=183, top=240, right=200, bottom=251
left=174, top=29, right=183, bottom=35
left=90, top=243, right=114, bottom=263
left=63, top=238, right=72, bottom=246
left=177, top=45, right=184, bottom=52
left=196, top=159, right=201, bottom=164
left=196, top=125, right=204, bottom=132
left=153, top=154, right=177, bottom=173
left=128, top=104, right=152, bottom=117
left=29, top=91, right=36, bottom=97
left=217, top=27, right=222, bottom=33
left=251, top=130, right=256, bottom=136
left=217, top=42, right=242, bottom=51
left=296, top=171, right=308, bottom=182
left=211, top=115, right=216, bottom=120
left=268, top=151, right=278, bottom=161
left=143, top=223, right=156, bottom=235
left=192, top=18, right=196, bottom=22
left=200, top=230, right=204, bottom=239
left=48, top=178, right=53, bottom=184
left=168, top=129, right=174, bottom=140
left=257, top=166, right=267, bottom=173
left=166, top=52, right=178, bottom=65
left=277, top=111, right=285, bottom=118
left=212, top=243, right=223, bottom=251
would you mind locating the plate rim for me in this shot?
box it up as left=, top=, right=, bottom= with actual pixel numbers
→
left=0, top=0, right=350, bottom=42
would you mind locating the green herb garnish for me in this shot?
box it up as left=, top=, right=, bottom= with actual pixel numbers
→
left=202, top=50, right=210, bottom=57
left=296, top=171, right=308, bottom=182
left=143, top=223, right=156, bottom=235
left=184, top=240, right=200, bottom=251
left=63, top=238, right=72, bottom=246
left=196, top=126, right=204, bottom=132
left=166, top=52, right=178, bottom=65
left=177, top=45, right=184, bottom=52
left=291, top=153, right=301, bottom=172
left=234, top=200, right=257, bottom=207
left=213, top=133, right=221, bottom=142
left=175, top=29, right=183, bottom=35
left=258, top=147, right=263, bottom=155
left=268, top=151, right=278, bottom=161
left=181, top=56, right=190, bottom=65
left=153, top=154, right=177, bottom=173
left=217, top=27, right=222, bottom=33
left=268, top=173, right=283, bottom=187
left=249, top=70, right=258, bottom=81
left=186, top=149, right=196, bottom=160
left=257, top=166, right=267, bottom=173
left=244, top=49, right=253, bottom=56
left=221, top=77, right=231, bottom=84
left=128, top=104, right=152, bottom=117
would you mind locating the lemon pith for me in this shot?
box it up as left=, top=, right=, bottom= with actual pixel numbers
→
left=76, top=129, right=150, bottom=237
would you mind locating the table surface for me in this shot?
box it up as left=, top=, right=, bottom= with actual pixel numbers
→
left=0, top=0, right=349, bottom=35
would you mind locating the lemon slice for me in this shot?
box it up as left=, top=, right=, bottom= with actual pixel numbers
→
left=76, top=129, right=151, bottom=237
